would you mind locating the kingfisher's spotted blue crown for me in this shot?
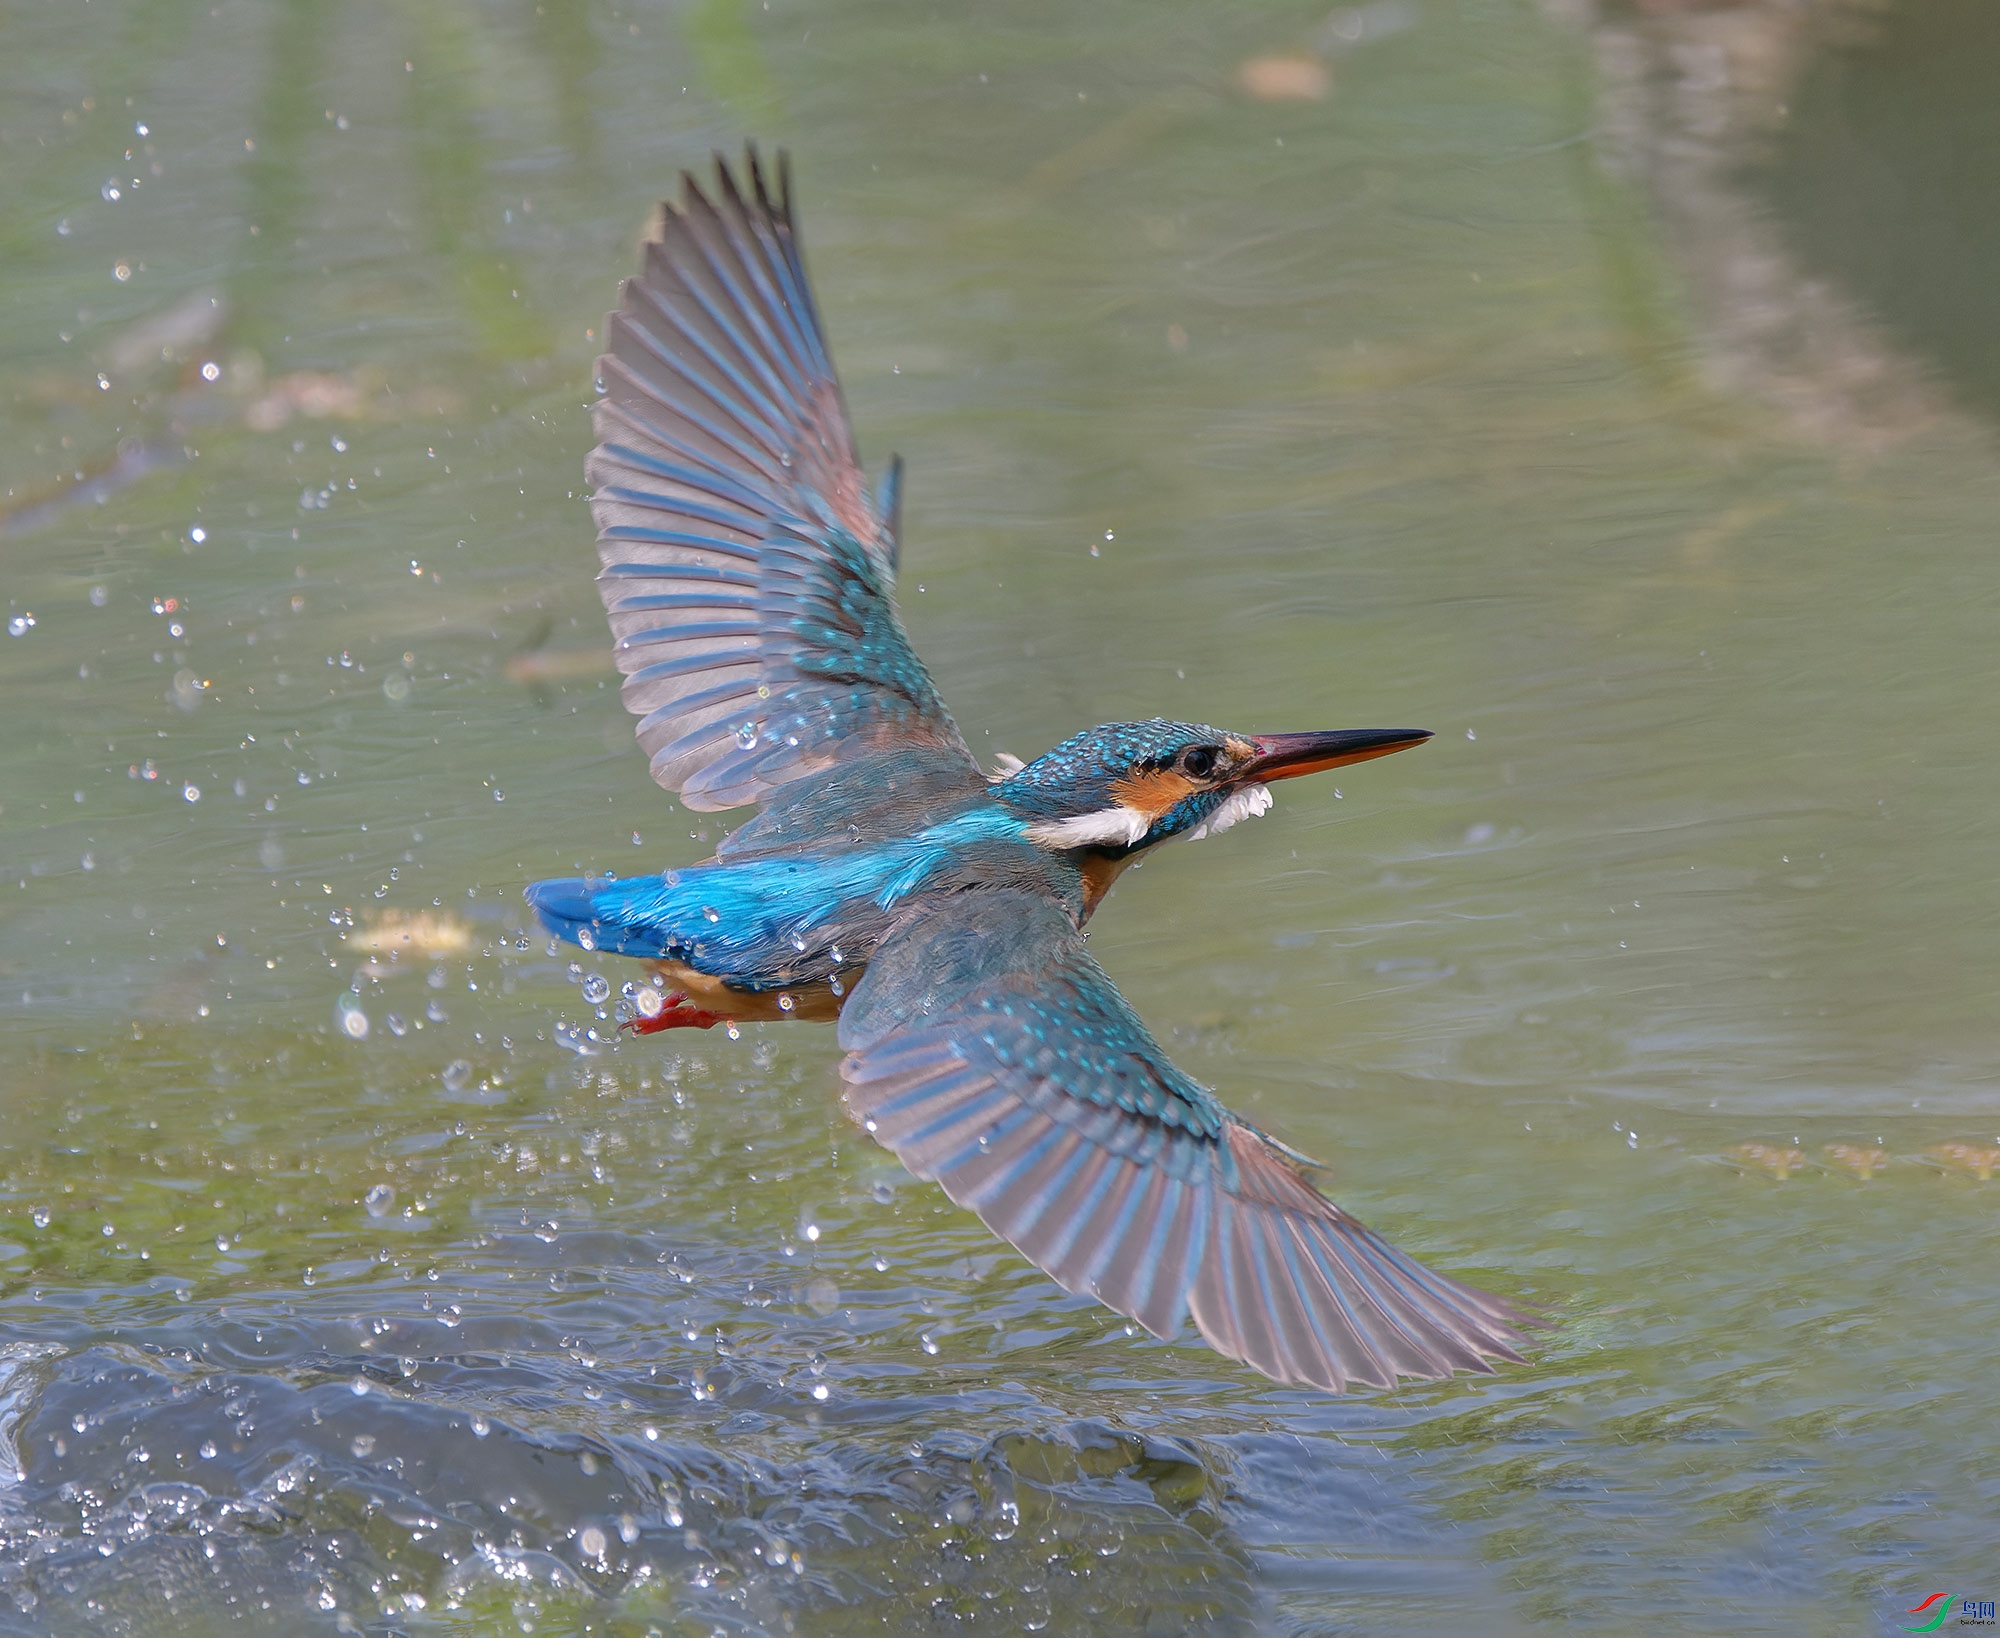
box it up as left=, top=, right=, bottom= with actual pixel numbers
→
left=522, top=149, right=1529, bottom=1394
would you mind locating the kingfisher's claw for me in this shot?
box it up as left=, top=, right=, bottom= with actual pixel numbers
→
left=620, top=991, right=723, bottom=1034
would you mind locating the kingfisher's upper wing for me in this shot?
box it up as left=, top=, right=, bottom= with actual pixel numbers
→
left=588, top=150, right=977, bottom=813
left=839, top=889, right=1529, bottom=1393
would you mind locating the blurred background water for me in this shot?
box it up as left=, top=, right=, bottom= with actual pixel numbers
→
left=1, top=0, right=1996, bottom=1632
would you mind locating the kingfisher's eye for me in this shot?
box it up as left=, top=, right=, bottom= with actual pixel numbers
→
left=1179, top=746, right=1219, bottom=779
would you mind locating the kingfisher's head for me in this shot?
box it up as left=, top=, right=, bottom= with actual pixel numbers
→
left=992, top=718, right=1430, bottom=859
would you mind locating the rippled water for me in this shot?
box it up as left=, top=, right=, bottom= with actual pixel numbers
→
left=2, top=1, right=1997, bottom=1632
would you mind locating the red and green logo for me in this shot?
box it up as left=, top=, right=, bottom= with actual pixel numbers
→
left=1904, top=1594, right=1955, bottom=1634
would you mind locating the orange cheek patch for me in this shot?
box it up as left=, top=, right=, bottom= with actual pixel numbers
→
left=1110, top=768, right=1201, bottom=822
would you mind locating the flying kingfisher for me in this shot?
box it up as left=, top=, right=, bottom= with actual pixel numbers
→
left=525, top=151, right=1528, bottom=1393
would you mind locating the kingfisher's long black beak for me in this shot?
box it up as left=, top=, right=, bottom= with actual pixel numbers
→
left=1242, top=728, right=1432, bottom=782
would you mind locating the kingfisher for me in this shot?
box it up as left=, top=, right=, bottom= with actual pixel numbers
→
left=525, top=150, right=1528, bottom=1394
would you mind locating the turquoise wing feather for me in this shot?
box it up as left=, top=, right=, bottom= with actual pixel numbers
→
left=589, top=149, right=977, bottom=813
left=839, top=889, right=1529, bottom=1392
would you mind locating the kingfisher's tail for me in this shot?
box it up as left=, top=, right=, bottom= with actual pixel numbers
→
left=525, top=876, right=677, bottom=958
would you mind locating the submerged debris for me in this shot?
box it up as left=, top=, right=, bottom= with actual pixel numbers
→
left=1720, top=1143, right=1807, bottom=1180
left=354, top=910, right=475, bottom=959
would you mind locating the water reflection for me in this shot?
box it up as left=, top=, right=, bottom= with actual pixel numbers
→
left=1558, top=0, right=2000, bottom=449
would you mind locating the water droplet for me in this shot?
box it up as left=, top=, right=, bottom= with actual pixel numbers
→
left=777, top=992, right=795, bottom=1013
left=633, top=985, right=663, bottom=1018
left=733, top=723, right=759, bottom=750
left=386, top=1013, right=407, bottom=1036
left=701, top=905, right=719, bottom=923
left=579, top=1525, right=607, bottom=1559
left=828, top=975, right=844, bottom=997
left=470, top=1414, right=490, bottom=1437
left=188, top=525, right=206, bottom=544
left=6, top=615, right=34, bottom=637
left=200, top=360, right=220, bottom=382
left=382, top=673, right=411, bottom=703
left=199, top=1440, right=217, bottom=1460
left=491, top=788, right=504, bottom=802
left=439, top=1059, right=474, bottom=1094
left=30, top=1206, right=50, bottom=1229
left=350, top=1433, right=375, bottom=1458
left=580, top=974, right=610, bottom=1005
left=100, top=179, right=121, bottom=201
left=336, top=998, right=369, bottom=1039
left=183, top=784, right=200, bottom=803
left=920, top=1332, right=939, bottom=1355
left=576, top=925, right=596, bottom=951
left=364, top=1183, right=395, bottom=1217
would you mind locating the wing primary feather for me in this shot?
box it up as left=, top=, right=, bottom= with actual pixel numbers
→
left=987, top=1133, right=1097, bottom=1258
left=592, top=442, right=775, bottom=514
left=642, top=206, right=800, bottom=391
left=581, top=151, right=976, bottom=805
left=691, top=163, right=814, bottom=372
left=1120, top=1176, right=1192, bottom=1352
left=1047, top=1156, right=1142, bottom=1292
left=923, top=1101, right=1039, bottom=1178
left=737, top=152, right=835, bottom=377
left=605, top=316, right=787, bottom=478
left=1270, top=1221, right=1360, bottom=1392
left=615, top=621, right=760, bottom=651
left=856, top=1059, right=985, bottom=1125
left=889, top=1082, right=1013, bottom=1158
left=621, top=647, right=761, bottom=690
left=1027, top=1147, right=1119, bottom=1277
left=598, top=526, right=763, bottom=564
left=1337, top=1225, right=1521, bottom=1367
left=598, top=560, right=759, bottom=589
left=1238, top=1207, right=1305, bottom=1385
left=948, top=1112, right=1064, bottom=1216
left=1304, top=1224, right=1462, bottom=1381
left=693, top=164, right=823, bottom=388
left=663, top=191, right=813, bottom=401
left=622, top=271, right=795, bottom=445
left=593, top=393, right=779, bottom=504
left=606, top=592, right=760, bottom=617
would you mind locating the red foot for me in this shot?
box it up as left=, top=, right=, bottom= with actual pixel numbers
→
left=620, top=990, right=723, bottom=1034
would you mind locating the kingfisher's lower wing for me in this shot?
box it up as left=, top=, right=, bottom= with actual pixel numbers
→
left=838, top=889, right=1530, bottom=1393
left=590, top=149, right=977, bottom=812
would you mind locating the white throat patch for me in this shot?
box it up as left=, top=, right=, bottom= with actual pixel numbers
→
left=1184, top=782, right=1273, bottom=841
left=1023, top=804, right=1151, bottom=851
